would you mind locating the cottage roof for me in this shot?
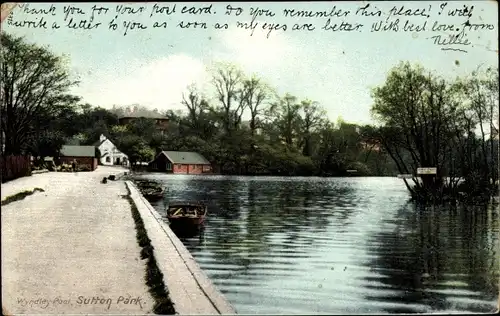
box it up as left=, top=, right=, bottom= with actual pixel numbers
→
left=92, top=135, right=118, bottom=148
left=60, top=145, right=96, bottom=157
left=159, top=151, right=210, bottom=165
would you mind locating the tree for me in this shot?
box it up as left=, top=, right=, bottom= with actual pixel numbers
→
left=453, top=67, right=499, bottom=191
left=241, top=76, right=273, bottom=137
left=211, top=62, right=245, bottom=134
left=271, top=93, right=302, bottom=147
left=180, top=84, right=219, bottom=140
left=113, top=134, right=154, bottom=166
left=27, top=130, right=66, bottom=159
left=1, top=33, right=78, bottom=156
left=181, top=84, right=208, bottom=133
left=126, top=117, right=157, bottom=142
left=371, top=62, right=499, bottom=203
left=299, top=100, right=325, bottom=156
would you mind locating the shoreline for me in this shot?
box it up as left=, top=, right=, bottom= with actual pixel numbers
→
left=126, top=180, right=236, bottom=314
left=123, top=184, right=176, bottom=314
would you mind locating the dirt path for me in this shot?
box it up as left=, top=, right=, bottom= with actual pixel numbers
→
left=1, top=167, right=154, bottom=314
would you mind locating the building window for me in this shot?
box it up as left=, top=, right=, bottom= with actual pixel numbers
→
left=166, top=162, right=172, bottom=170
left=106, top=157, right=111, bottom=163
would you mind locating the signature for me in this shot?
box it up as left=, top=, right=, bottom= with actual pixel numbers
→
left=430, top=29, right=471, bottom=53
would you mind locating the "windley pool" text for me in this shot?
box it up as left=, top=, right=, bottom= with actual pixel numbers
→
left=17, top=296, right=71, bottom=309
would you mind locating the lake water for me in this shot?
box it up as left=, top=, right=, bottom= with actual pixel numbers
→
left=136, top=174, right=499, bottom=314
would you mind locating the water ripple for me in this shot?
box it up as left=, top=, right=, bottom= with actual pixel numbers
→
left=139, top=175, right=499, bottom=314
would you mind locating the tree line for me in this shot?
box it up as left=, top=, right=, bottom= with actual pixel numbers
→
left=1, top=32, right=498, bottom=204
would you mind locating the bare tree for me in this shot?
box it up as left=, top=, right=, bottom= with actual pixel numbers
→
left=211, top=63, right=245, bottom=134
left=240, top=76, right=273, bottom=137
left=181, top=84, right=209, bottom=131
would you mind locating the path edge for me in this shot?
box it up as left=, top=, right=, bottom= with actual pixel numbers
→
left=125, top=180, right=236, bottom=315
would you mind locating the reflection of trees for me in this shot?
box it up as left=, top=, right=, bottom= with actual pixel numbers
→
left=362, top=203, right=498, bottom=313
left=209, top=179, right=246, bottom=257
left=460, top=206, right=499, bottom=297
left=200, top=178, right=360, bottom=280
left=141, top=175, right=368, bottom=289
left=246, top=179, right=357, bottom=244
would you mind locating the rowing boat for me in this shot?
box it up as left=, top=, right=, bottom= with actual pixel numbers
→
left=166, top=202, right=207, bottom=228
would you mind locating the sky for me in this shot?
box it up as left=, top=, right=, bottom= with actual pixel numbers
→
left=2, top=1, right=498, bottom=125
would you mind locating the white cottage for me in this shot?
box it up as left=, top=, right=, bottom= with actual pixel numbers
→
left=94, top=134, right=129, bottom=166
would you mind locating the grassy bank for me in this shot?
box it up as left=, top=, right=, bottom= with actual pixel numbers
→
left=1, top=188, right=45, bottom=206
left=122, top=185, right=176, bottom=315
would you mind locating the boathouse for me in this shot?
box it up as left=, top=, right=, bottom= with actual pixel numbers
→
left=59, top=145, right=98, bottom=171
left=149, top=151, right=212, bottom=174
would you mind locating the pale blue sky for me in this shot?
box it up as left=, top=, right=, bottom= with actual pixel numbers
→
left=3, top=1, right=498, bottom=124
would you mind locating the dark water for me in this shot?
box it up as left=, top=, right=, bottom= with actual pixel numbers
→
left=137, top=174, right=499, bottom=314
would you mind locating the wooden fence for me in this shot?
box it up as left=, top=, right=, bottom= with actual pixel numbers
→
left=0, top=155, right=32, bottom=183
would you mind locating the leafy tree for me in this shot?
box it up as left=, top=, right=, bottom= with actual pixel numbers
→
left=1, top=33, right=79, bottom=156
left=27, top=130, right=66, bottom=159
left=113, top=134, right=154, bottom=166
left=371, top=62, right=499, bottom=203
left=299, top=100, right=326, bottom=156
left=453, top=67, right=499, bottom=190
left=271, top=93, right=303, bottom=146
left=126, top=117, right=157, bottom=142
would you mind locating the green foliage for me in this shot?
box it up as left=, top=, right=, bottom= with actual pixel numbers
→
left=371, top=62, right=499, bottom=203
left=1, top=32, right=79, bottom=156
left=112, top=134, right=154, bottom=165
left=27, top=130, right=67, bottom=158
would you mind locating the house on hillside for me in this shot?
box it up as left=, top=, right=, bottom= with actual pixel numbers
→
left=148, top=151, right=212, bottom=174
left=93, top=134, right=129, bottom=166
left=118, top=112, right=169, bottom=133
left=59, top=145, right=98, bottom=171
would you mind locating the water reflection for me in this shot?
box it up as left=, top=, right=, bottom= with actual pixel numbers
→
left=135, top=175, right=498, bottom=314
left=362, top=203, right=499, bottom=313
left=176, top=228, right=206, bottom=248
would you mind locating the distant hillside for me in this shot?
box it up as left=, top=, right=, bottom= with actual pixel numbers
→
left=110, top=104, right=167, bottom=118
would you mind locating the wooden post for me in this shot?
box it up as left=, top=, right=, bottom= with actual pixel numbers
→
left=417, top=167, right=438, bottom=202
